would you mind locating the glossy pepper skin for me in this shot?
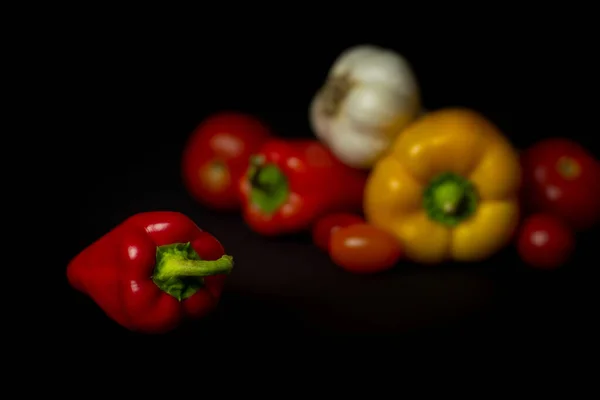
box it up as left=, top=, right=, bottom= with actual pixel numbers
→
left=238, top=139, right=368, bottom=236
left=364, top=108, right=521, bottom=264
left=67, top=211, right=234, bottom=334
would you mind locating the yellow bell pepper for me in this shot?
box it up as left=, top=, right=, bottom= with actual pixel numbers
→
left=364, top=108, right=521, bottom=264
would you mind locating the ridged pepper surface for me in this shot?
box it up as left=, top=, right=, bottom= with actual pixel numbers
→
left=364, top=108, right=521, bottom=264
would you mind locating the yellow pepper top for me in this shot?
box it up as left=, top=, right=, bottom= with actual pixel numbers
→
left=363, top=108, right=521, bottom=264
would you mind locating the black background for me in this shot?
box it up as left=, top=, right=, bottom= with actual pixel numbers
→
left=49, top=12, right=597, bottom=353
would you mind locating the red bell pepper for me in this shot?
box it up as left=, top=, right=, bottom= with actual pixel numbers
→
left=238, top=139, right=368, bottom=236
left=67, top=211, right=234, bottom=334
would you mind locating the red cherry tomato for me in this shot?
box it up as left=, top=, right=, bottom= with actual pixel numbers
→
left=516, top=213, right=575, bottom=270
left=520, top=138, right=600, bottom=230
left=312, top=213, right=364, bottom=252
left=182, top=112, right=272, bottom=211
left=329, top=224, right=402, bottom=274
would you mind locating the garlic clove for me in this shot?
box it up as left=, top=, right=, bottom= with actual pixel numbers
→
left=327, top=118, right=391, bottom=169
left=342, top=83, right=414, bottom=131
left=309, top=94, right=331, bottom=142
left=351, top=52, right=418, bottom=96
left=331, top=45, right=419, bottom=100
left=329, top=45, right=383, bottom=77
left=309, top=44, right=423, bottom=169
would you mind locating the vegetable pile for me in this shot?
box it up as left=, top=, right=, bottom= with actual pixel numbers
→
left=67, top=44, right=600, bottom=334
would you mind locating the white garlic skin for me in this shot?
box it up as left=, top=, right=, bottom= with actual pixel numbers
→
left=310, top=45, right=421, bottom=169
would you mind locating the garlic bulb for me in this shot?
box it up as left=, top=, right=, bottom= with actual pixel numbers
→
left=310, top=45, right=421, bottom=169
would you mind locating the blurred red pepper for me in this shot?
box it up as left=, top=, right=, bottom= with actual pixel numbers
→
left=238, top=139, right=368, bottom=235
left=67, top=211, right=234, bottom=334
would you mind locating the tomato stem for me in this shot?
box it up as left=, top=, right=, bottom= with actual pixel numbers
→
left=556, top=156, right=581, bottom=180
